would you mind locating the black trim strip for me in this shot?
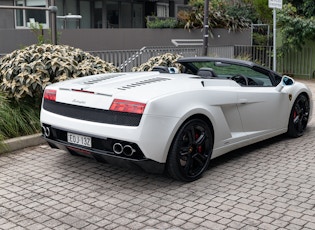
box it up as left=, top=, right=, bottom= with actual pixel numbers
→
left=43, top=99, right=142, bottom=126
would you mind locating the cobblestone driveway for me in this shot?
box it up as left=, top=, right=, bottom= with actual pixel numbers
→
left=1, top=81, right=315, bottom=230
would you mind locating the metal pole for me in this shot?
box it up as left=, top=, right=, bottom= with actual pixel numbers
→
left=0, top=5, right=48, bottom=10
left=273, top=8, right=276, bottom=72
left=49, top=0, right=57, bottom=45
left=202, top=0, right=209, bottom=56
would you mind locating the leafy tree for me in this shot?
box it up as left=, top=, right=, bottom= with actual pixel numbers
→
left=301, top=0, right=315, bottom=18
left=278, top=3, right=315, bottom=51
left=251, top=0, right=272, bottom=24
left=178, top=0, right=253, bottom=31
left=285, top=0, right=315, bottom=18
left=225, top=2, right=258, bottom=24
left=187, top=0, right=205, bottom=9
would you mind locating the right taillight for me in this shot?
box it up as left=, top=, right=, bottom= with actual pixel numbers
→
left=110, top=99, right=146, bottom=114
left=44, top=89, right=57, bottom=101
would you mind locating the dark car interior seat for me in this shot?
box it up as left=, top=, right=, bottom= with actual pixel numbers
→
left=197, top=67, right=218, bottom=78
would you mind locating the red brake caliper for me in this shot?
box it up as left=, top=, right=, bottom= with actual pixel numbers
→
left=293, top=110, right=297, bottom=119
left=195, top=133, right=203, bottom=153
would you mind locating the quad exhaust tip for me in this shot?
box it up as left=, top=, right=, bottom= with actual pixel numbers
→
left=113, top=143, right=135, bottom=156
left=42, top=126, right=51, bottom=137
left=113, top=143, right=123, bottom=154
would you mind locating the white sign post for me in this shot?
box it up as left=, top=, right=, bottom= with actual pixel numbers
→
left=269, top=0, right=282, bottom=72
left=269, top=0, right=283, bottom=9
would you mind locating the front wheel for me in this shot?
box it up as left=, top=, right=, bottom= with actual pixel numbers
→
left=287, top=94, right=310, bottom=137
left=167, top=118, right=213, bottom=182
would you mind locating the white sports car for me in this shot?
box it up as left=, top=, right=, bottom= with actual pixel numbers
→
left=40, top=57, right=312, bottom=181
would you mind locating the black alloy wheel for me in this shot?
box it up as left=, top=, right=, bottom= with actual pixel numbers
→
left=287, top=94, right=310, bottom=137
left=167, top=118, right=213, bottom=182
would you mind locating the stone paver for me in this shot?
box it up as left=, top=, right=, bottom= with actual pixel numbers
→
left=1, top=80, right=315, bottom=229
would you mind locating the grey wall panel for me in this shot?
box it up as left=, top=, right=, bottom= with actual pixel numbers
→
left=0, top=29, right=37, bottom=53
left=0, top=28, right=251, bottom=53
left=0, top=1, right=15, bottom=29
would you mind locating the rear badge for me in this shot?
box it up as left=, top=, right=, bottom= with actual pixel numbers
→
left=72, top=99, right=86, bottom=104
left=289, top=94, right=292, bottom=101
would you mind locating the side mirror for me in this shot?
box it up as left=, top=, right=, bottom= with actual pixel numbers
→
left=168, top=67, right=179, bottom=74
left=282, top=76, right=294, bottom=86
left=276, top=75, right=295, bottom=92
left=152, top=66, right=179, bottom=74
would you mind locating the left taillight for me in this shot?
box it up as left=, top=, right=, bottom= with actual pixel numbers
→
left=110, top=99, right=146, bottom=114
left=43, top=89, right=57, bottom=101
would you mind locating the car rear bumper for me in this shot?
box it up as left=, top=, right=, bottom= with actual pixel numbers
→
left=41, top=108, right=181, bottom=163
left=44, top=137, right=165, bottom=174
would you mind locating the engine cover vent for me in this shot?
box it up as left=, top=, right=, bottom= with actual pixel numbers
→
left=117, top=77, right=170, bottom=90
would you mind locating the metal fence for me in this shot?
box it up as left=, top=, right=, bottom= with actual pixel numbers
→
left=89, top=46, right=202, bottom=72
left=208, top=45, right=313, bottom=78
left=234, top=45, right=273, bottom=69
left=89, top=45, right=274, bottom=73
left=277, top=47, right=313, bottom=78
left=1, top=45, right=313, bottom=78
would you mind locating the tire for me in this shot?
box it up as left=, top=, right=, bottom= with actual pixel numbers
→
left=167, top=118, right=213, bottom=182
left=287, top=94, right=310, bottom=137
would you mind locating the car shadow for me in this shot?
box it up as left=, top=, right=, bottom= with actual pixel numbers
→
left=208, top=122, right=314, bottom=171
left=209, top=134, right=289, bottom=168
left=55, top=124, right=314, bottom=188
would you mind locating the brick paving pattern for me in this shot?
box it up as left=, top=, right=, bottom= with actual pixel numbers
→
left=1, top=81, right=315, bottom=229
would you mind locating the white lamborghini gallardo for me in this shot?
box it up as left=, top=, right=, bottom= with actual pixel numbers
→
left=40, top=57, right=312, bottom=181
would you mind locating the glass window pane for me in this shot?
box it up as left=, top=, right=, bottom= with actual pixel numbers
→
left=56, top=0, right=64, bottom=29
left=80, top=1, right=91, bottom=28
left=107, top=1, right=119, bottom=28
left=133, top=3, right=143, bottom=28
left=121, top=3, right=131, bottom=28
left=26, top=10, right=46, bottom=24
left=26, top=0, right=44, bottom=7
left=15, top=0, right=24, bottom=27
left=94, top=1, right=102, bottom=28
left=26, top=0, right=47, bottom=27
left=65, top=0, right=78, bottom=29
left=157, top=3, right=169, bottom=17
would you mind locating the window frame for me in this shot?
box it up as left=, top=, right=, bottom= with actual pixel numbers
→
left=156, top=3, right=169, bottom=17
left=14, top=0, right=49, bottom=29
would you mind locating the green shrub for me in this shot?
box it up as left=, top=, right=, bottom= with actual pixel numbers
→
left=132, top=53, right=183, bottom=72
left=178, top=0, right=252, bottom=31
left=146, top=17, right=178, bottom=28
left=0, top=44, right=119, bottom=100
left=0, top=52, right=184, bottom=144
left=0, top=93, right=40, bottom=141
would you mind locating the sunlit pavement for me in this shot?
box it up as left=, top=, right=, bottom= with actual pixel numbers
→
left=0, top=80, right=315, bottom=230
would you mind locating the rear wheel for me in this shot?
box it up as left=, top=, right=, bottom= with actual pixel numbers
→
left=287, top=94, right=310, bottom=137
left=167, top=118, right=213, bottom=182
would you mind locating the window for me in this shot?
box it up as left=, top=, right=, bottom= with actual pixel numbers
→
left=157, top=3, right=169, bottom=17
left=192, top=61, right=273, bottom=87
left=15, top=0, right=48, bottom=29
left=107, top=1, right=119, bottom=28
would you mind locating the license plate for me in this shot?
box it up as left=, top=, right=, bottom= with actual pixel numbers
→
left=67, top=132, right=92, bottom=148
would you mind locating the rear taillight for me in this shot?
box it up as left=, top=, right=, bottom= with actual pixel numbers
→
left=110, top=99, right=146, bottom=114
left=44, top=89, right=57, bottom=101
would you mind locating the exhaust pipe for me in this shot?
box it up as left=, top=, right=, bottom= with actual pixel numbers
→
left=42, top=126, right=50, bottom=137
left=113, top=143, right=123, bottom=154
left=123, top=145, right=135, bottom=156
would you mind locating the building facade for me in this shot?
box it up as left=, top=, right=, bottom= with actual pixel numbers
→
left=0, top=0, right=252, bottom=55
left=0, top=0, right=189, bottom=29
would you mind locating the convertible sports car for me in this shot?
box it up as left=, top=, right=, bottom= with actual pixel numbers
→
left=40, top=57, right=313, bottom=181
